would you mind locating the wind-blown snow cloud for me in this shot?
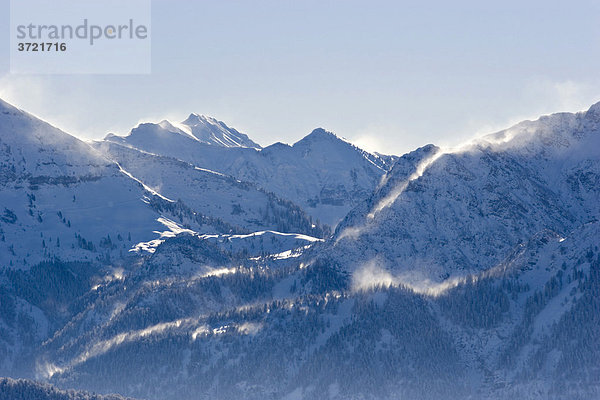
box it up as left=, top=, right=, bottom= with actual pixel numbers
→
left=367, top=148, right=444, bottom=218
left=351, top=259, right=395, bottom=292
left=336, top=147, right=444, bottom=244
left=351, top=259, right=473, bottom=297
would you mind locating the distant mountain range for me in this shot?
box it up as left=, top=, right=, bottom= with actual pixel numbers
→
left=103, top=118, right=396, bottom=226
left=0, top=99, right=598, bottom=400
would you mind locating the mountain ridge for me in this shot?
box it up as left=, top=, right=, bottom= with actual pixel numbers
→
left=1, top=98, right=599, bottom=400
left=103, top=119, right=396, bottom=226
left=326, top=102, right=600, bottom=285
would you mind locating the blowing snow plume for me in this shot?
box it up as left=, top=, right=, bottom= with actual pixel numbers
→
left=336, top=146, right=443, bottom=244
left=351, top=259, right=472, bottom=297
left=351, top=259, right=395, bottom=292
left=367, top=147, right=443, bottom=219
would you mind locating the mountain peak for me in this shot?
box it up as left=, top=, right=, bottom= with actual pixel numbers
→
left=180, top=114, right=261, bottom=149
left=182, top=113, right=212, bottom=125
left=294, top=128, right=342, bottom=147
left=131, top=121, right=182, bottom=136
left=105, top=114, right=261, bottom=150
left=158, top=120, right=180, bottom=131
left=308, top=127, right=337, bottom=139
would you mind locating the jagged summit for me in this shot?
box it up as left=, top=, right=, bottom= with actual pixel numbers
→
left=105, top=113, right=261, bottom=150
left=182, top=112, right=215, bottom=125
left=180, top=113, right=261, bottom=149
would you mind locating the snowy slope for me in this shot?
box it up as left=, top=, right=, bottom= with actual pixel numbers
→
left=326, top=103, right=600, bottom=285
left=0, top=99, right=162, bottom=267
left=91, top=141, right=325, bottom=237
left=104, top=124, right=395, bottom=226
left=432, top=221, right=600, bottom=400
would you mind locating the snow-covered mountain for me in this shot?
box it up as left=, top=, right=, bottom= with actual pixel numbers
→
left=104, top=122, right=396, bottom=226
left=0, top=99, right=322, bottom=377
left=0, top=99, right=273, bottom=376
left=326, top=103, right=600, bottom=286
left=1, top=99, right=599, bottom=400
left=0, top=98, right=177, bottom=268
left=106, top=114, right=260, bottom=150
left=182, top=113, right=261, bottom=149
left=92, top=140, right=325, bottom=237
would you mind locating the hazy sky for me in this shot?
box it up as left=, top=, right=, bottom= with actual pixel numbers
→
left=1, top=0, right=600, bottom=155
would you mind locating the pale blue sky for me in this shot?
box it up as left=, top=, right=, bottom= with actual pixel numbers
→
left=1, top=0, right=600, bottom=155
